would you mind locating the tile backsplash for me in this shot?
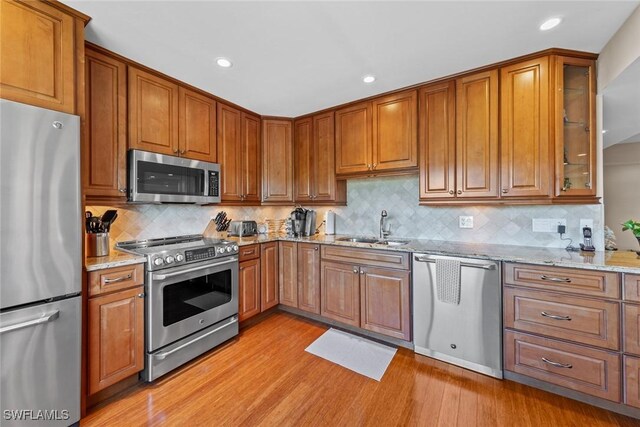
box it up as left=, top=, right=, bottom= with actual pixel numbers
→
left=89, top=175, right=603, bottom=250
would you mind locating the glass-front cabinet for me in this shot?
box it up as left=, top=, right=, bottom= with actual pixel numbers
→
left=555, top=56, right=597, bottom=198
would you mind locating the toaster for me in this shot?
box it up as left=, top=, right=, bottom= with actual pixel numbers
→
left=227, top=220, right=258, bottom=237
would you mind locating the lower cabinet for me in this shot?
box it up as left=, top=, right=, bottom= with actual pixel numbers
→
left=320, top=252, right=411, bottom=341
left=239, top=243, right=279, bottom=322
left=87, top=264, right=145, bottom=395
left=297, top=243, right=321, bottom=314
left=625, top=356, right=640, bottom=408
left=278, top=241, right=298, bottom=307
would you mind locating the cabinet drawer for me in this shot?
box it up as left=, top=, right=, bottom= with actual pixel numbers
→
left=239, top=244, right=260, bottom=262
left=321, top=245, right=409, bottom=270
left=503, top=263, right=620, bottom=299
left=504, top=287, right=620, bottom=350
left=88, top=264, right=144, bottom=297
left=624, top=274, right=640, bottom=302
left=504, top=331, right=621, bottom=402
left=624, top=303, right=640, bottom=356
left=625, top=355, right=640, bottom=409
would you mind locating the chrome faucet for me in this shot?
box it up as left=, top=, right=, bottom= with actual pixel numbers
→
left=380, top=210, right=389, bottom=239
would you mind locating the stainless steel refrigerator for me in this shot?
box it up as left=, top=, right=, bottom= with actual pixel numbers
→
left=0, top=100, right=81, bottom=426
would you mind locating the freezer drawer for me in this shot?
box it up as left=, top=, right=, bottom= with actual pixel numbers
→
left=412, top=254, right=502, bottom=378
left=1, top=297, right=80, bottom=426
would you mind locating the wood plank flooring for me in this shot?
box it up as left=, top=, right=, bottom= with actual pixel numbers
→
left=81, top=312, right=638, bottom=426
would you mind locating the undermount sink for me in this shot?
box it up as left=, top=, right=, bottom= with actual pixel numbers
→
left=336, top=237, right=410, bottom=246
left=336, top=237, right=380, bottom=244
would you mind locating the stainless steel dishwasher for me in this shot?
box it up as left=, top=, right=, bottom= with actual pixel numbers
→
left=412, top=253, right=502, bottom=378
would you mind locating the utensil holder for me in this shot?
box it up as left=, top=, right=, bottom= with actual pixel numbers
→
left=86, top=232, right=109, bottom=257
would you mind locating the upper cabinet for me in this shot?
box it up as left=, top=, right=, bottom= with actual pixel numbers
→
left=179, top=87, right=216, bottom=162
left=217, top=103, right=261, bottom=203
left=555, top=56, right=597, bottom=199
left=455, top=70, right=500, bottom=199
left=84, top=46, right=127, bottom=200
left=128, top=67, right=180, bottom=156
left=294, top=112, right=346, bottom=204
left=336, top=90, right=418, bottom=177
left=500, top=57, right=552, bottom=198
left=129, top=66, right=217, bottom=161
left=0, top=0, right=89, bottom=114
left=262, top=119, right=293, bottom=203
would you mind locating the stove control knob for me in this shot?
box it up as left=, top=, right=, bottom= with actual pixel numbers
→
left=232, top=245, right=239, bottom=251
left=175, top=254, right=184, bottom=262
left=217, top=247, right=225, bottom=254
left=226, top=246, right=233, bottom=253
left=153, top=257, right=164, bottom=266
left=165, top=255, right=175, bottom=264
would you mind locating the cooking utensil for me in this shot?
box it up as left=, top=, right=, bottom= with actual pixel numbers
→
left=100, top=210, right=118, bottom=232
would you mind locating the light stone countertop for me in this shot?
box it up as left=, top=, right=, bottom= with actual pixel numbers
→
left=226, top=233, right=640, bottom=274
left=86, top=233, right=640, bottom=274
left=85, top=251, right=146, bottom=272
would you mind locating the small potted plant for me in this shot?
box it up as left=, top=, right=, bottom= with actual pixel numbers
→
left=622, top=219, right=640, bottom=249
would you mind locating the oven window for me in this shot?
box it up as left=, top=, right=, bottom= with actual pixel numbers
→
left=137, top=160, right=204, bottom=196
left=163, top=270, right=232, bottom=326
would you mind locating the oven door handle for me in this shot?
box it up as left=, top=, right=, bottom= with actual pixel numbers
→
left=153, top=316, right=238, bottom=360
left=152, top=257, right=238, bottom=280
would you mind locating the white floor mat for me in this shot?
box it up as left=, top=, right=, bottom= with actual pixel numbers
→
left=305, top=328, right=397, bottom=381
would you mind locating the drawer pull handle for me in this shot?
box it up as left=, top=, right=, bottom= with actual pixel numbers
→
left=540, top=311, right=572, bottom=321
left=540, top=275, right=572, bottom=283
left=541, top=357, right=572, bottom=369
left=104, top=274, right=132, bottom=284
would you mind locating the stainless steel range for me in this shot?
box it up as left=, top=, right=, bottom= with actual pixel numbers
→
left=116, top=235, right=239, bottom=381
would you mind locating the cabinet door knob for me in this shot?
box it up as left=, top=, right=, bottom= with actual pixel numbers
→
left=448, top=190, right=454, bottom=195
left=372, top=163, right=377, bottom=169
left=353, top=268, right=358, bottom=274
left=180, top=150, right=186, bottom=155
left=360, top=269, right=365, bottom=274
left=502, top=189, right=509, bottom=194
left=137, top=293, right=145, bottom=298
left=367, top=164, right=371, bottom=170
left=119, top=188, right=127, bottom=193
left=173, top=149, right=179, bottom=154
left=457, top=190, right=462, bottom=195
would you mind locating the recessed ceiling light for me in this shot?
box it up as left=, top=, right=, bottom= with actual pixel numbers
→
left=363, top=75, right=376, bottom=84
left=540, top=17, right=562, bottom=31
left=216, top=57, right=232, bottom=68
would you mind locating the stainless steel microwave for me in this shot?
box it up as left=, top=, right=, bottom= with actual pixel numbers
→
left=128, top=150, right=221, bottom=204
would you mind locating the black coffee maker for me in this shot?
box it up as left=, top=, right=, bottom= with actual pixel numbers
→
left=290, top=207, right=317, bottom=237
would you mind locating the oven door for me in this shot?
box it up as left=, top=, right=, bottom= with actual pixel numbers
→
left=147, top=256, right=238, bottom=352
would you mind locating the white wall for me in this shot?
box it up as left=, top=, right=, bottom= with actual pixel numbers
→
left=598, top=4, right=640, bottom=90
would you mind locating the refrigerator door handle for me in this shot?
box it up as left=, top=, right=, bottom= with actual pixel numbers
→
left=0, top=310, right=60, bottom=334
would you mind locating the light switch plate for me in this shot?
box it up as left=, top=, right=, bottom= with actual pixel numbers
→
left=459, top=216, right=473, bottom=229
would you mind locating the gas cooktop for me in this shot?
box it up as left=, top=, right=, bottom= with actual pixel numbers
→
left=116, top=234, right=239, bottom=271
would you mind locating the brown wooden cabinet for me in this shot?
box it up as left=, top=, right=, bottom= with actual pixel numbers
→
left=625, top=356, right=640, bottom=408
left=178, top=87, right=216, bottom=162
left=455, top=70, right=499, bottom=199
left=260, top=242, right=279, bottom=311
left=336, top=91, right=417, bottom=177
left=360, top=266, right=411, bottom=340
left=217, top=103, right=261, bottom=203
left=297, top=243, right=321, bottom=314
left=0, top=0, right=88, bottom=114
left=278, top=241, right=298, bottom=308
left=321, top=260, right=361, bottom=327
left=239, top=257, right=261, bottom=322
left=84, top=46, right=128, bottom=200
left=262, top=119, right=293, bottom=203
left=87, top=264, right=144, bottom=395
left=554, top=56, right=597, bottom=199
left=128, top=67, right=179, bottom=156
left=419, top=80, right=456, bottom=200
left=294, top=112, right=345, bottom=204
left=320, top=247, right=411, bottom=340
left=500, top=57, right=552, bottom=198
left=372, top=90, right=418, bottom=172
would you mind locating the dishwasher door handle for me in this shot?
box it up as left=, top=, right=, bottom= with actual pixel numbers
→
left=413, top=255, right=496, bottom=270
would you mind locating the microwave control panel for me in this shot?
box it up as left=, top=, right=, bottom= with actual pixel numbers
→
left=208, top=171, right=219, bottom=197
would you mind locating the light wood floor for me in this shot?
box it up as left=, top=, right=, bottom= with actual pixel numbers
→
left=81, top=311, right=637, bottom=426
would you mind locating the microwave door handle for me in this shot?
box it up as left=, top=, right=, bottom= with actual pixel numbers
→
left=152, top=257, right=238, bottom=280
left=204, top=170, right=209, bottom=198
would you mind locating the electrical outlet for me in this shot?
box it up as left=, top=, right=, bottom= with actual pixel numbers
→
left=580, top=219, right=594, bottom=232
left=459, top=216, right=473, bottom=229
left=532, top=218, right=567, bottom=233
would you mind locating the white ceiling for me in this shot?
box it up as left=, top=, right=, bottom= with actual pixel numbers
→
left=603, top=56, right=640, bottom=147
left=67, top=1, right=639, bottom=117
